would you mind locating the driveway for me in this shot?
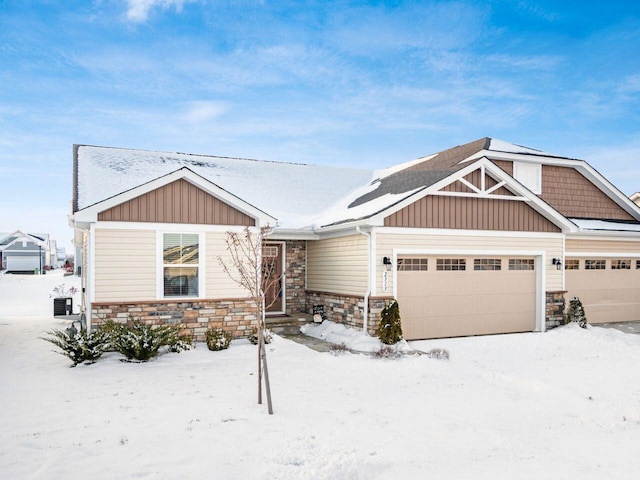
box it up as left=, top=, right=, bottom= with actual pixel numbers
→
left=593, top=321, right=640, bottom=335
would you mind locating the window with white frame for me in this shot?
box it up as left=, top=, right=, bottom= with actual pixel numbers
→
left=436, top=258, right=466, bottom=271
left=513, top=162, right=542, bottom=194
left=509, top=258, right=535, bottom=270
left=397, top=258, right=428, bottom=271
left=611, top=259, right=631, bottom=270
left=162, top=233, right=200, bottom=297
left=565, top=259, right=579, bottom=270
left=585, top=259, right=606, bottom=270
left=474, top=258, right=501, bottom=271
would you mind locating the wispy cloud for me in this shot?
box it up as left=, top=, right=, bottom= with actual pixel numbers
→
left=125, top=0, right=195, bottom=23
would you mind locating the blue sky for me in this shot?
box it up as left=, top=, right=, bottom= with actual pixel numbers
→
left=1, top=0, right=639, bottom=252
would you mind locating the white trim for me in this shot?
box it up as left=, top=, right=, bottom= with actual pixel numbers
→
left=264, top=241, right=286, bottom=315
left=73, top=168, right=277, bottom=226
left=431, top=191, right=527, bottom=201
left=89, top=224, right=96, bottom=305
left=565, top=251, right=640, bottom=258
left=370, top=229, right=377, bottom=297
left=94, top=221, right=258, bottom=234
left=392, top=247, right=546, bottom=333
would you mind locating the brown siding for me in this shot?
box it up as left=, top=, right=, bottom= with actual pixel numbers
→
left=492, top=160, right=513, bottom=175
left=98, top=179, right=255, bottom=225
left=384, top=195, right=561, bottom=232
left=540, top=166, right=634, bottom=220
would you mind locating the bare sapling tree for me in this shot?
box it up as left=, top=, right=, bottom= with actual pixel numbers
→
left=217, top=226, right=283, bottom=414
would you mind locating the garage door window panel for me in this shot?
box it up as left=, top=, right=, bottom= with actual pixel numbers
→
left=565, top=259, right=579, bottom=270
left=585, top=259, right=606, bottom=270
left=397, top=258, right=428, bottom=271
left=474, top=258, right=501, bottom=271
left=611, top=259, right=631, bottom=270
left=437, top=258, right=466, bottom=271
left=509, top=259, right=534, bottom=271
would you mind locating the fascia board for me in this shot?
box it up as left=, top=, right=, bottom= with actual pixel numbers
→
left=72, top=168, right=277, bottom=226
left=2, top=230, right=46, bottom=248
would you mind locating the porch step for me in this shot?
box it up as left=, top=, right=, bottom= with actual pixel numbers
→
left=265, top=313, right=314, bottom=335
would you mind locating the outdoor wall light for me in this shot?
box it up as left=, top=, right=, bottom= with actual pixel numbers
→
left=552, top=258, right=562, bottom=270
left=383, top=256, right=392, bottom=271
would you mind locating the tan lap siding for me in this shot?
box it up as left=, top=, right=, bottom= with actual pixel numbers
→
left=205, top=231, right=252, bottom=299
left=375, top=231, right=563, bottom=295
left=94, top=228, right=156, bottom=302
left=306, top=235, right=368, bottom=295
left=566, top=239, right=640, bottom=254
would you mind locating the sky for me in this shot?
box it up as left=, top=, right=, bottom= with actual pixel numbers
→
left=1, top=0, right=639, bottom=253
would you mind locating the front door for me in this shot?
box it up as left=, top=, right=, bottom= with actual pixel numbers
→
left=263, top=243, right=284, bottom=314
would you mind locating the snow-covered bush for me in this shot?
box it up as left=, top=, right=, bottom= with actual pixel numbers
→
left=566, top=296, right=588, bottom=328
left=106, top=320, right=193, bottom=362
left=248, top=327, right=272, bottom=345
left=41, top=325, right=108, bottom=367
left=373, top=344, right=403, bottom=359
left=377, top=299, right=403, bottom=345
left=329, top=343, right=350, bottom=355
left=426, top=348, right=450, bottom=360
left=49, top=283, right=79, bottom=298
left=206, top=328, right=232, bottom=351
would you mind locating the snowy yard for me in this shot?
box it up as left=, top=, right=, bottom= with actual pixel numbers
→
left=1, top=272, right=639, bottom=479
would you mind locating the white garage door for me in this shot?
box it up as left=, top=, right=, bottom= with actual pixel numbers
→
left=565, top=258, right=640, bottom=324
left=397, top=256, right=537, bottom=340
left=6, top=255, right=40, bottom=272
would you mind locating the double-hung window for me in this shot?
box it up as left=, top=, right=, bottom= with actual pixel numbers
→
left=162, top=233, right=200, bottom=298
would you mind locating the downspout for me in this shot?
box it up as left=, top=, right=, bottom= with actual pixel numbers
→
left=356, top=226, right=371, bottom=336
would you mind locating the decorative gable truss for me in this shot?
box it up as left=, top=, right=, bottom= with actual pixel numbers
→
left=379, top=158, right=576, bottom=233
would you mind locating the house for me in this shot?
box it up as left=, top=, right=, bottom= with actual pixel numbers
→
left=69, top=138, right=640, bottom=340
left=0, top=230, right=49, bottom=273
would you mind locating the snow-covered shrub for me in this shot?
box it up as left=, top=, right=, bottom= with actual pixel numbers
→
left=206, top=328, right=232, bottom=351
left=41, top=325, right=108, bottom=367
left=426, top=348, right=450, bottom=360
left=566, top=296, right=588, bottom=328
left=49, top=283, right=79, bottom=298
left=248, top=327, right=272, bottom=345
left=108, top=321, right=193, bottom=362
left=377, top=299, right=403, bottom=345
left=329, top=342, right=350, bottom=355
left=373, top=344, right=403, bottom=359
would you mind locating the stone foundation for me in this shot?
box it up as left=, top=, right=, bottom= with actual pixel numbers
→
left=545, top=291, right=566, bottom=330
left=305, top=290, right=394, bottom=336
left=91, top=298, right=258, bottom=341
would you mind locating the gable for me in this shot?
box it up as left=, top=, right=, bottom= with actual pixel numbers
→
left=492, top=160, right=634, bottom=221
left=384, top=194, right=561, bottom=232
left=98, top=179, right=256, bottom=226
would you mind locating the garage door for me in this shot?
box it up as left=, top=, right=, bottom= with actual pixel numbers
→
left=565, top=258, right=640, bottom=324
left=397, top=256, right=537, bottom=340
left=6, top=255, right=40, bottom=272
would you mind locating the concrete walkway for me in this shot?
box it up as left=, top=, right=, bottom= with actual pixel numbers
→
left=593, top=321, right=640, bottom=335
left=266, top=315, right=335, bottom=352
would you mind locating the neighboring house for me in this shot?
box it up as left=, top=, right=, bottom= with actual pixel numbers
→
left=631, top=192, right=640, bottom=207
left=69, top=138, right=640, bottom=340
left=0, top=230, right=49, bottom=273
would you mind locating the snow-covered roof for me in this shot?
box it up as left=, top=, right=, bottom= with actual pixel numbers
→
left=570, top=218, right=640, bottom=233
left=74, top=146, right=374, bottom=229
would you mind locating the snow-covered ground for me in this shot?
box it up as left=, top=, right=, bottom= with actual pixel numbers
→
left=1, top=271, right=639, bottom=479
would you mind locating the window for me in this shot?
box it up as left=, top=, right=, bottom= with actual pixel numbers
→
left=611, top=259, right=631, bottom=270
left=585, top=259, right=606, bottom=270
left=474, top=258, right=501, bottom=271
left=565, top=259, right=579, bottom=270
left=513, top=162, right=542, bottom=194
left=163, top=233, right=199, bottom=297
left=436, top=258, right=466, bottom=271
left=509, top=259, right=534, bottom=270
left=397, top=258, right=428, bottom=271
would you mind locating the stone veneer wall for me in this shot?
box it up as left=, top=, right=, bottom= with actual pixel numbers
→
left=545, top=291, right=566, bottom=330
left=284, top=240, right=306, bottom=315
left=91, top=299, right=258, bottom=341
left=305, top=290, right=394, bottom=336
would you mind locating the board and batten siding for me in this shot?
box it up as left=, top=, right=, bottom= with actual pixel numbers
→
left=375, top=231, right=564, bottom=295
left=306, top=235, right=369, bottom=295
left=205, top=231, right=252, bottom=299
left=94, top=228, right=156, bottom=302
left=565, top=238, right=640, bottom=255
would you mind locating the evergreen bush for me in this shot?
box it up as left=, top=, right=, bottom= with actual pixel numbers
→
left=206, top=328, right=232, bottom=351
left=41, top=325, right=108, bottom=367
left=377, top=299, right=403, bottom=345
left=108, top=321, right=193, bottom=362
left=566, top=296, right=588, bottom=328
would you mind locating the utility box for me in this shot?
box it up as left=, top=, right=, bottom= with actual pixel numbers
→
left=53, top=297, right=73, bottom=316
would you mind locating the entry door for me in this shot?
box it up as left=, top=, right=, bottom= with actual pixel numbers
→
left=263, top=243, right=284, bottom=313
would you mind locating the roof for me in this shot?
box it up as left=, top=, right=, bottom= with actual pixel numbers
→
left=73, top=145, right=374, bottom=229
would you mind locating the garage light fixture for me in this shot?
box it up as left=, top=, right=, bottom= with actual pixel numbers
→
left=552, top=258, right=562, bottom=270
left=383, top=256, right=392, bottom=271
